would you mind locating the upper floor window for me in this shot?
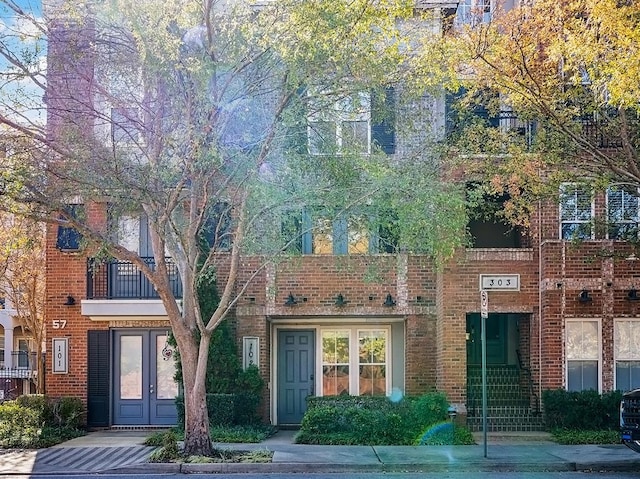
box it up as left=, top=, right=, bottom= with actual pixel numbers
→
left=607, top=185, right=640, bottom=240
left=200, top=202, right=232, bottom=251
left=559, top=183, right=593, bottom=240
left=455, top=0, right=492, bottom=27
left=111, top=107, right=141, bottom=144
left=283, top=210, right=398, bottom=255
left=56, top=204, right=84, bottom=251
left=308, top=92, right=371, bottom=155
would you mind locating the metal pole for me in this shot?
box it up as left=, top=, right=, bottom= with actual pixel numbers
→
left=481, top=312, right=487, bottom=458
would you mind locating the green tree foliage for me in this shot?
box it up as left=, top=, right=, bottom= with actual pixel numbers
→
left=0, top=0, right=469, bottom=455
left=436, top=0, right=640, bottom=225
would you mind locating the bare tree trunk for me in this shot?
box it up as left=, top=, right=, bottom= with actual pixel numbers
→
left=175, top=326, right=213, bottom=456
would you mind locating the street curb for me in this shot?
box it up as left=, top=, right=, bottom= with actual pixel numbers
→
left=102, top=459, right=640, bottom=475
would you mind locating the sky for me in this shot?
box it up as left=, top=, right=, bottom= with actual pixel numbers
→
left=0, top=0, right=45, bottom=125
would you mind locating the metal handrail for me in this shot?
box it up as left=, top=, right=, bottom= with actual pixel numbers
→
left=86, top=257, right=183, bottom=300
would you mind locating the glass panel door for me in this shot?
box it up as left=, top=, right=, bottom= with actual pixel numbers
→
left=113, top=330, right=178, bottom=425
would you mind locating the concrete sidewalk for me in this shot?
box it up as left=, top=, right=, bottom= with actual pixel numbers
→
left=1, top=429, right=639, bottom=475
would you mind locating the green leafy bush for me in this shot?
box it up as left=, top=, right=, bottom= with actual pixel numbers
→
left=542, top=389, right=622, bottom=430
left=296, top=392, right=465, bottom=445
left=551, top=428, right=620, bottom=445
left=233, top=365, right=265, bottom=425
left=0, top=395, right=85, bottom=448
left=205, top=394, right=236, bottom=426
left=209, top=424, right=276, bottom=443
left=48, top=397, right=85, bottom=429
left=0, top=401, right=43, bottom=448
left=149, top=430, right=182, bottom=463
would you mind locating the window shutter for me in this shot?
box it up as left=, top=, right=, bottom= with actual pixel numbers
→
left=371, top=87, right=396, bottom=155
left=87, top=330, right=110, bottom=427
left=301, top=210, right=313, bottom=254
left=286, top=86, right=309, bottom=156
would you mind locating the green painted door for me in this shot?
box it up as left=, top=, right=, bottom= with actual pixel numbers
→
left=466, top=313, right=508, bottom=365
left=277, top=330, right=315, bottom=425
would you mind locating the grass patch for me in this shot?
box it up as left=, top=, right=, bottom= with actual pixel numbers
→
left=550, top=428, right=621, bottom=445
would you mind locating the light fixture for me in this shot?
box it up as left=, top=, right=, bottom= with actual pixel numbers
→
left=578, top=290, right=592, bottom=303
left=335, top=293, right=347, bottom=306
left=628, top=289, right=640, bottom=301
left=383, top=293, right=396, bottom=307
left=284, top=293, right=297, bottom=306
left=64, top=295, right=76, bottom=306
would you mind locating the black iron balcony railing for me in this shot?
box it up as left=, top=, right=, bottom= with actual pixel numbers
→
left=87, top=257, right=183, bottom=300
left=0, top=352, right=38, bottom=379
left=579, top=116, right=624, bottom=149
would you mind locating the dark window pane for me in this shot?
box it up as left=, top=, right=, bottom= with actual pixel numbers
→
left=56, top=205, right=83, bottom=251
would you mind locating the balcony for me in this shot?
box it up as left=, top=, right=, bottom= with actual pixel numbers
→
left=0, top=352, right=38, bottom=379
left=86, top=257, right=183, bottom=300
left=579, top=115, right=623, bottom=149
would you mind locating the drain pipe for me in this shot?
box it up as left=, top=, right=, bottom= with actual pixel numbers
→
left=538, top=199, right=543, bottom=410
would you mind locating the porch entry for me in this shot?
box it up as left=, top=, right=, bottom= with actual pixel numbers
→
left=466, top=313, right=516, bottom=365
left=277, top=330, right=315, bottom=425
left=113, top=330, right=178, bottom=425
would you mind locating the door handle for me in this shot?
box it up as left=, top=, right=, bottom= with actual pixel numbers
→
left=309, top=374, right=314, bottom=395
left=150, top=384, right=154, bottom=394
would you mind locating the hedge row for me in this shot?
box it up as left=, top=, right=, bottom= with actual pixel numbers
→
left=175, top=392, right=262, bottom=429
left=542, top=389, right=622, bottom=430
left=296, top=392, right=470, bottom=445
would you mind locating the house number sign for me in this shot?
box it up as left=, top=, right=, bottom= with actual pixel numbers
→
left=479, top=274, right=520, bottom=291
left=52, top=338, right=69, bottom=374
left=243, top=337, right=259, bottom=370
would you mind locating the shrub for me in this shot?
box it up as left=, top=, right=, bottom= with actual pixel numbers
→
left=48, top=397, right=85, bottom=429
left=207, top=394, right=235, bottom=426
left=209, top=424, right=275, bottom=443
left=233, top=365, right=265, bottom=425
left=0, top=395, right=85, bottom=448
left=0, top=401, right=43, bottom=448
left=297, top=392, right=457, bottom=445
left=551, top=428, right=620, bottom=445
left=149, top=430, right=181, bottom=463
left=542, top=389, right=622, bottom=430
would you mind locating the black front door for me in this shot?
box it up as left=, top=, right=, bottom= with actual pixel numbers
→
left=277, top=330, right=315, bottom=425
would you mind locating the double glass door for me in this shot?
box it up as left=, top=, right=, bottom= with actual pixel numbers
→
left=113, top=330, right=178, bottom=425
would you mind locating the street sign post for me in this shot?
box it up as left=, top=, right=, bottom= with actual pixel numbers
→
left=480, top=290, right=488, bottom=458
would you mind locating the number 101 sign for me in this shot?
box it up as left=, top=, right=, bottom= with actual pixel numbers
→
left=479, top=274, right=520, bottom=291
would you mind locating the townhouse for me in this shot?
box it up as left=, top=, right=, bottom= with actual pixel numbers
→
left=40, top=0, right=639, bottom=433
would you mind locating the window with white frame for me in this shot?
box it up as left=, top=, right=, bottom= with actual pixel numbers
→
left=607, top=185, right=640, bottom=240
left=615, top=319, right=640, bottom=392
left=560, top=183, right=593, bottom=240
left=321, top=328, right=389, bottom=396
left=308, top=92, right=371, bottom=155
left=455, top=0, right=492, bottom=27
left=566, top=319, right=600, bottom=392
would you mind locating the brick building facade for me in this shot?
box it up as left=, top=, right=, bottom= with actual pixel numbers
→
left=41, top=1, right=640, bottom=431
